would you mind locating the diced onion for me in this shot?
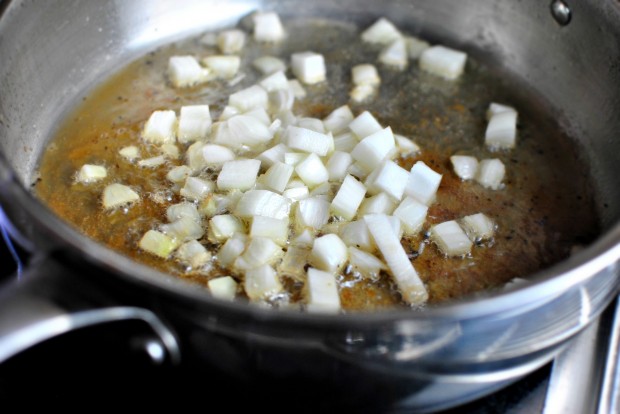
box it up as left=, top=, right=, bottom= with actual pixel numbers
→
left=323, top=105, right=355, bottom=135
left=461, top=213, right=495, bottom=242
left=77, top=164, right=107, bottom=183
left=253, top=56, right=286, bottom=75
left=361, top=18, right=402, bottom=45
left=228, top=85, right=268, bottom=112
left=260, top=161, right=294, bottom=193
left=364, top=214, right=428, bottom=304
left=405, top=36, right=430, bottom=59
left=142, top=110, right=177, bottom=144
left=291, top=51, right=326, bottom=85
left=166, top=202, right=200, bottom=223
left=326, top=151, right=354, bottom=182
left=119, top=146, right=140, bottom=161
left=379, top=38, right=408, bottom=70
left=348, top=246, right=387, bottom=279
left=235, top=237, right=283, bottom=271
left=259, top=70, right=289, bottom=92
left=203, top=55, right=241, bottom=79
left=208, top=214, right=245, bottom=242
left=180, top=177, right=214, bottom=201
left=349, top=111, right=382, bottom=139
left=160, top=216, right=205, bottom=242
left=430, top=220, right=473, bottom=257
left=257, top=143, right=289, bottom=168
left=364, top=159, right=409, bottom=201
left=234, top=190, right=290, bottom=220
left=405, top=161, right=442, bottom=205
left=217, top=159, right=261, bottom=191
left=294, top=197, right=330, bottom=231
left=168, top=55, right=210, bottom=88
left=250, top=216, right=290, bottom=246
left=176, top=240, right=211, bottom=269
left=330, top=175, right=367, bottom=220
left=486, top=102, right=517, bottom=120
left=285, top=126, right=333, bottom=156
left=351, top=127, right=396, bottom=172
left=419, top=45, right=467, bottom=80
left=485, top=110, right=518, bottom=149
left=166, top=165, right=191, bottom=183
left=450, top=155, right=478, bottom=181
left=217, top=233, right=248, bottom=267
left=138, top=155, right=166, bottom=168
left=394, top=134, right=420, bottom=157
left=102, top=183, right=139, bottom=209
left=208, top=276, right=238, bottom=300
left=358, top=192, right=396, bottom=216
left=352, top=64, right=381, bottom=86
left=278, top=246, right=310, bottom=280
left=245, top=264, right=283, bottom=301
left=476, top=158, right=505, bottom=190
left=217, top=29, right=246, bottom=54
left=393, top=196, right=428, bottom=235
left=306, top=268, right=341, bottom=313
left=350, top=84, right=377, bottom=103
left=253, top=12, right=285, bottom=42
left=139, top=230, right=177, bottom=258
left=295, top=153, right=329, bottom=188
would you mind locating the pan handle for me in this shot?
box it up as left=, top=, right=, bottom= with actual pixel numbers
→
left=0, top=254, right=181, bottom=364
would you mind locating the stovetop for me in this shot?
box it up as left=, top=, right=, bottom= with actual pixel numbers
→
left=0, top=232, right=552, bottom=412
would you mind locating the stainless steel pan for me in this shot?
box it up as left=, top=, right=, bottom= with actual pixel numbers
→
left=1, top=0, right=620, bottom=411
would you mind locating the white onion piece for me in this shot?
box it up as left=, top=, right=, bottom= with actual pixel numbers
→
left=253, top=56, right=286, bottom=75
left=250, top=216, right=289, bottom=246
left=365, top=159, right=409, bottom=200
left=217, top=233, right=248, bottom=267
left=160, top=144, right=180, bottom=160
left=405, top=161, right=442, bottom=205
left=393, top=196, right=428, bottom=236
left=364, top=214, right=428, bottom=304
left=292, top=228, right=315, bottom=247
left=203, top=55, right=241, bottom=79
left=284, top=152, right=306, bottom=167
left=166, top=165, right=191, bottom=183
left=166, top=202, right=200, bottom=223
left=138, top=155, right=166, bottom=168
left=297, top=117, right=325, bottom=133
left=430, top=220, right=473, bottom=257
left=291, top=51, right=326, bottom=85
left=348, top=246, right=387, bottom=279
left=323, top=105, right=354, bottom=135
left=269, top=89, right=295, bottom=113
left=358, top=192, right=396, bottom=216
left=278, top=246, right=309, bottom=281
left=352, top=64, right=380, bottom=86
left=142, top=110, right=176, bottom=144
left=405, top=36, right=430, bottom=59
left=217, top=159, right=261, bottom=191
left=259, top=70, right=289, bottom=92
left=77, top=164, right=107, bottom=183
left=461, top=213, right=495, bottom=242
left=139, top=230, right=177, bottom=258
left=253, top=12, right=285, bottom=42
left=295, top=153, right=329, bottom=188
left=476, top=158, right=505, bottom=190
left=217, top=29, right=246, bottom=54
left=349, top=111, right=382, bottom=139
left=486, top=102, right=517, bottom=120
left=235, top=190, right=290, bottom=220
left=419, top=46, right=467, bottom=80
left=208, top=214, right=245, bottom=243
left=295, top=197, right=330, bottom=231
left=282, top=185, right=309, bottom=202
left=257, top=143, right=289, bottom=168
left=168, top=55, right=210, bottom=88
left=361, top=18, right=402, bottom=45
left=228, top=85, right=268, bottom=112
left=330, top=175, right=366, bottom=220
left=176, top=240, right=211, bottom=269
left=310, top=234, right=348, bottom=272
left=235, top=237, right=283, bottom=271
left=379, top=38, right=408, bottom=70
left=339, top=220, right=374, bottom=252
left=201, top=144, right=236, bottom=167
left=351, top=127, right=396, bottom=172
left=287, top=79, right=307, bottom=98
left=450, top=155, right=478, bottom=180
left=227, top=114, right=273, bottom=147
left=485, top=111, right=517, bottom=149
left=350, top=85, right=376, bottom=103
left=160, top=216, right=204, bottom=242
left=208, top=276, right=238, bottom=300
left=333, top=133, right=358, bottom=153
left=309, top=182, right=334, bottom=200
left=347, top=162, right=370, bottom=180
left=306, top=268, right=341, bottom=313
left=119, top=146, right=140, bottom=161
left=180, top=177, right=214, bottom=201
left=326, top=151, right=353, bottom=182
left=245, top=264, right=283, bottom=301
left=394, top=134, right=421, bottom=157
left=200, top=32, right=218, bottom=47
left=102, top=183, right=139, bottom=209
left=261, top=161, right=294, bottom=193
left=218, top=106, right=240, bottom=122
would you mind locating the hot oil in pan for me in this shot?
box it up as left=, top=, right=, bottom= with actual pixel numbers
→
left=33, top=18, right=599, bottom=310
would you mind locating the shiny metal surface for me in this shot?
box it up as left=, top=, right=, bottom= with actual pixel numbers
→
left=1, top=0, right=620, bottom=411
